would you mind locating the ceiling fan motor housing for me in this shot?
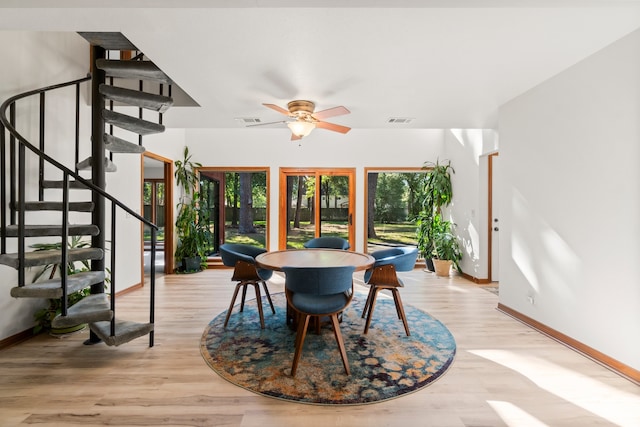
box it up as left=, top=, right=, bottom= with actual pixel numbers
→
left=287, top=100, right=315, bottom=117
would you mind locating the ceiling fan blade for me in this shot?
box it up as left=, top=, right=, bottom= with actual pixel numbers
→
left=291, top=133, right=302, bottom=141
left=312, top=106, right=350, bottom=120
left=246, top=120, right=287, bottom=127
left=263, top=103, right=290, bottom=116
left=315, top=120, right=351, bottom=134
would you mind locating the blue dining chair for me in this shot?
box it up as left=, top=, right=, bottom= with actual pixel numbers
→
left=219, top=243, right=275, bottom=329
left=303, top=236, right=350, bottom=250
left=361, top=246, right=418, bottom=336
left=282, top=265, right=356, bottom=377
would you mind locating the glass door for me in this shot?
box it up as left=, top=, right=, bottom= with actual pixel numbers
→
left=280, top=168, right=355, bottom=250
left=319, top=175, right=350, bottom=241
left=199, top=174, right=221, bottom=256
left=143, top=180, right=165, bottom=249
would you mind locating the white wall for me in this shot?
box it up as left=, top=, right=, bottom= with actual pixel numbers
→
left=499, top=29, right=640, bottom=370
left=444, top=129, right=498, bottom=279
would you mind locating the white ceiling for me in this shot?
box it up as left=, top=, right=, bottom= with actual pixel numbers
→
left=2, top=1, right=640, bottom=130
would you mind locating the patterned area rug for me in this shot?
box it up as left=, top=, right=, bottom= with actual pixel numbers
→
left=200, top=292, right=456, bottom=405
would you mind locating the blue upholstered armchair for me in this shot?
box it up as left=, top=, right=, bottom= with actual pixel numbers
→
left=219, top=243, right=275, bottom=329
left=362, top=246, right=418, bottom=336
left=283, top=265, right=356, bottom=377
left=303, top=236, right=350, bottom=250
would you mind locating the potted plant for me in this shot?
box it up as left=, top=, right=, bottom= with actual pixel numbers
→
left=174, top=146, right=212, bottom=272
left=30, top=236, right=104, bottom=335
left=416, top=159, right=458, bottom=272
left=432, top=220, right=462, bottom=277
left=416, top=208, right=434, bottom=268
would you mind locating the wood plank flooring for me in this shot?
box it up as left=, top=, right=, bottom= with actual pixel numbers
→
left=0, top=269, right=638, bottom=427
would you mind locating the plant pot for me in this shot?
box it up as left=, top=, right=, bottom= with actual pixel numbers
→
left=49, top=323, right=87, bottom=337
left=182, top=256, right=202, bottom=272
left=424, top=257, right=435, bottom=272
left=433, top=259, right=452, bottom=277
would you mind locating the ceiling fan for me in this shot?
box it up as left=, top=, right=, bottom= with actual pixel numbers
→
left=252, top=100, right=351, bottom=140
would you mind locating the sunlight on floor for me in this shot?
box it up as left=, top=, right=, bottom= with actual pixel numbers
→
left=471, top=349, right=640, bottom=427
left=488, top=400, right=550, bottom=427
left=445, top=283, right=471, bottom=293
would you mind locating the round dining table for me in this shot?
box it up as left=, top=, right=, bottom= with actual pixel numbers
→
left=255, top=248, right=375, bottom=271
left=255, top=248, right=375, bottom=328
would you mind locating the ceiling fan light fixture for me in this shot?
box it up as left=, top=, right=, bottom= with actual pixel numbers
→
left=287, top=120, right=315, bottom=138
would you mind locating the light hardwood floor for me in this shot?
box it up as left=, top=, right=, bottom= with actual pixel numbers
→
left=0, top=269, right=638, bottom=427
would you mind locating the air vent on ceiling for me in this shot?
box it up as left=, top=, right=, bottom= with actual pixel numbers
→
left=387, top=117, right=414, bottom=124
left=236, top=117, right=262, bottom=124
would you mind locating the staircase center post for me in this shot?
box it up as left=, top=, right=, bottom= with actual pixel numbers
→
left=90, top=45, right=106, bottom=294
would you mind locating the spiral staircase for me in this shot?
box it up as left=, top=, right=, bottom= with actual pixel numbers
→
left=0, top=32, right=172, bottom=347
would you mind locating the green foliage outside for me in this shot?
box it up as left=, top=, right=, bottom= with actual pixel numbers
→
left=368, top=171, right=429, bottom=250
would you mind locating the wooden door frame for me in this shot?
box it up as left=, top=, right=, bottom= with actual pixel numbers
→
left=141, top=152, right=174, bottom=275
left=279, top=168, right=356, bottom=251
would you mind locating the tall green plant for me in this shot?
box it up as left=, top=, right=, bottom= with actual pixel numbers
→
left=423, top=159, right=454, bottom=211
left=416, top=159, right=458, bottom=263
left=175, top=192, right=212, bottom=261
left=174, top=147, right=211, bottom=271
left=174, top=146, right=201, bottom=198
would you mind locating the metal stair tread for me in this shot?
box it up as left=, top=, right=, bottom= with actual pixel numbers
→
left=103, top=134, right=145, bottom=153
left=3, top=224, right=99, bottom=237
left=77, top=32, right=137, bottom=51
left=10, top=271, right=105, bottom=299
left=51, top=293, right=113, bottom=328
left=41, top=179, right=92, bottom=189
left=99, top=84, right=173, bottom=113
left=102, top=109, right=165, bottom=135
left=90, top=319, right=154, bottom=347
left=0, top=247, right=103, bottom=269
left=10, top=201, right=94, bottom=212
left=76, top=156, right=117, bottom=172
left=96, top=58, right=172, bottom=84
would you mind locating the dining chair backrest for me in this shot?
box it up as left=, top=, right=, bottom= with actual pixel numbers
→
left=364, top=246, right=418, bottom=282
left=283, top=265, right=356, bottom=376
left=283, top=265, right=355, bottom=296
left=303, top=236, right=350, bottom=250
left=219, top=243, right=272, bottom=280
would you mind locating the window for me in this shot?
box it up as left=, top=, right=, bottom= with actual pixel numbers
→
left=198, top=168, right=269, bottom=254
left=365, top=168, right=427, bottom=254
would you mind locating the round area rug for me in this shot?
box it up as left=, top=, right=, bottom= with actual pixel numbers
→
left=200, top=292, right=456, bottom=405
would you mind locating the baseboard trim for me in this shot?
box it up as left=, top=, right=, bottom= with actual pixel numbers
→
left=0, top=328, right=34, bottom=351
left=460, top=271, right=492, bottom=284
left=497, top=303, right=640, bottom=385
left=116, top=282, right=142, bottom=297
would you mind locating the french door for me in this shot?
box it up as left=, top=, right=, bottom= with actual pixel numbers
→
left=279, top=168, right=355, bottom=250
